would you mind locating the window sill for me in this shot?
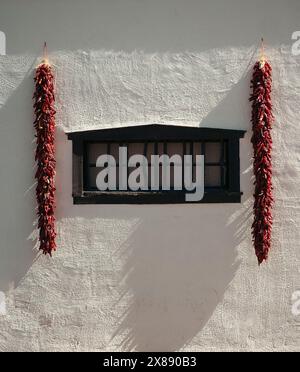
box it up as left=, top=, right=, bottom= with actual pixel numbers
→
left=73, top=190, right=243, bottom=204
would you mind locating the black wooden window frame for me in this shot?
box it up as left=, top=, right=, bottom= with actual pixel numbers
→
left=67, top=124, right=246, bottom=204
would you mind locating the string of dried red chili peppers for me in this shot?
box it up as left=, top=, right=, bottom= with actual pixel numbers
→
left=250, top=42, right=274, bottom=264
left=33, top=45, right=56, bottom=255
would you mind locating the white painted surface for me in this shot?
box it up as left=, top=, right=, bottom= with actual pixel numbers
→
left=0, top=31, right=5, bottom=56
left=0, top=0, right=299, bottom=351
left=0, top=292, right=6, bottom=316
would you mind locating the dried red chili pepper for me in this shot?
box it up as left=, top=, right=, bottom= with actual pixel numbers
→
left=250, top=58, right=274, bottom=264
left=33, top=51, right=56, bottom=256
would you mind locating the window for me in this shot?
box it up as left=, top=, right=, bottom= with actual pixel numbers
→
left=67, top=124, right=245, bottom=204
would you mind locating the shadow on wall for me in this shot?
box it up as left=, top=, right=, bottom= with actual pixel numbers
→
left=0, top=0, right=298, bottom=54
left=0, top=73, right=38, bottom=292
left=201, top=65, right=252, bottom=130
left=110, top=204, right=251, bottom=352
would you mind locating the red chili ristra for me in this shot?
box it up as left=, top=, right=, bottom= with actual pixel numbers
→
left=250, top=60, right=274, bottom=264
left=33, top=62, right=56, bottom=256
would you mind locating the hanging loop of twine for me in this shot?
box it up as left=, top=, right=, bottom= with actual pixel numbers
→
left=259, top=38, right=266, bottom=68
left=41, top=41, right=49, bottom=65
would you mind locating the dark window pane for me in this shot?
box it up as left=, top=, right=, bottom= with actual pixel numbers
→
left=205, top=166, right=221, bottom=187
left=205, top=142, right=221, bottom=163
left=87, top=143, right=108, bottom=163
left=128, top=143, right=145, bottom=158
left=167, top=142, right=183, bottom=158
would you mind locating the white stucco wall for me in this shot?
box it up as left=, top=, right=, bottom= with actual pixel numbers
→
left=0, top=0, right=299, bottom=352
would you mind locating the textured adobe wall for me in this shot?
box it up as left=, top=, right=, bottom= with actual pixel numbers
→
left=0, top=0, right=299, bottom=351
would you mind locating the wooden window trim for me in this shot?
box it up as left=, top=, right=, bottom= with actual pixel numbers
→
left=67, top=124, right=246, bottom=204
